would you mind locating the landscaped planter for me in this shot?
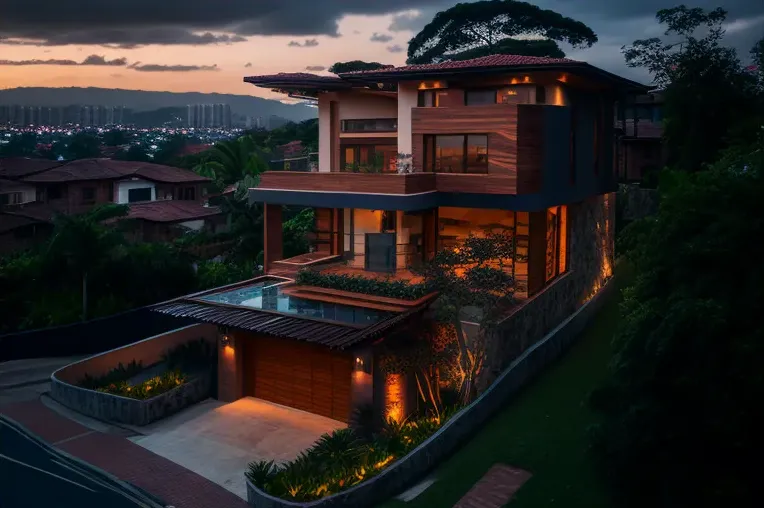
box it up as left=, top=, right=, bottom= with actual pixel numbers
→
left=51, top=370, right=212, bottom=426
left=244, top=275, right=617, bottom=508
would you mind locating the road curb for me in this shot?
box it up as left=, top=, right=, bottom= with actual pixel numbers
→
left=0, top=414, right=168, bottom=508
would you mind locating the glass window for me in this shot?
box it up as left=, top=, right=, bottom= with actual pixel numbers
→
left=47, top=185, right=62, bottom=200
left=498, top=85, right=535, bottom=104
left=183, top=187, right=196, bottom=200
left=436, top=135, right=465, bottom=173
left=417, top=90, right=445, bottom=107
left=465, top=89, right=497, bottom=106
left=128, top=187, right=152, bottom=203
left=545, top=207, right=560, bottom=282
left=466, top=135, right=488, bottom=173
left=340, top=119, right=397, bottom=132
left=0, top=192, right=22, bottom=205
left=81, top=187, right=96, bottom=204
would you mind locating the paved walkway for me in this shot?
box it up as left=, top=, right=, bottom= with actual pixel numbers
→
left=452, top=464, right=532, bottom=508
left=0, top=400, right=249, bottom=508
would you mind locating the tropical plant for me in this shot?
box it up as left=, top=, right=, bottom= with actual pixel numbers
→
left=295, top=270, right=430, bottom=300
left=95, top=369, right=187, bottom=400
left=46, top=204, right=129, bottom=321
left=80, top=360, right=144, bottom=390
left=406, top=0, right=597, bottom=64
left=65, top=132, right=101, bottom=159
left=161, top=338, right=216, bottom=372
left=193, top=135, right=268, bottom=191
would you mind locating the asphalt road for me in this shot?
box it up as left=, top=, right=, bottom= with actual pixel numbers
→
left=0, top=417, right=158, bottom=508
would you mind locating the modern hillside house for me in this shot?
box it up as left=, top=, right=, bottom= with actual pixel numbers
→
left=155, top=54, right=646, bottom=425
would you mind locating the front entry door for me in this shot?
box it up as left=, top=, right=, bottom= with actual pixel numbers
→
left=365, top=233, right=396, bottom=272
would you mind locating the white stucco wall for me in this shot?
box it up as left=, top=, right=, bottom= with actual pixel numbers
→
left=1, top=184, right=37, bottom=204
left=115, top=179, right=156, bottom=204
left=317, top=93, right=333, bottom=173
left=338, top=92, right=398, bottom=121
left=397, top=82, right=418, bottom=156
left=179, top=219, right=205, bottom=231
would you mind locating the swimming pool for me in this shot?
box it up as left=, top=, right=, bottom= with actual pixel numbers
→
left=198, top=278, right=394, bottom=326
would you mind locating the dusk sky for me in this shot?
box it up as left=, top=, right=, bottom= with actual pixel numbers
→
left=1, top=0, right=762, bottom=101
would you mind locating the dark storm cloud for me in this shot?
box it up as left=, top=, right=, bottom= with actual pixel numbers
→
left=306, top=65, right=327, bottom=71
left=0, top=54, right=127, bottom=66
left=0, top=0, right=445, bottom=47
left=127, top=62, right=219, bottom=72
left=386, top=44, right=405, bottom=53
left=370, top=32, right=394, bottom=43
left=287, top=38, right=319, bottom=47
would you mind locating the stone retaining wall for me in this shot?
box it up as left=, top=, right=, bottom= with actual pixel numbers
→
left=50, top=324, right=218, bottom=426
left=245, top=275, right=619, bottom=508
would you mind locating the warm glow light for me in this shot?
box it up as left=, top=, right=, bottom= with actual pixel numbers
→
left=553, top=85, right=565, bottom=106
left=558, top=74, right=568, bottom=83
left=223, top=345, right=235, bottom=356
left=558, top=205, right=568, bottom=274
left=385, top=374, right=404, bottom=423
left=418, top=81, right=444, bottom=90
left=505, top=89, right=518, bottom=96
left=523, top=75, right=530, bottom=83
left=510, top=77, right=519, bottom=84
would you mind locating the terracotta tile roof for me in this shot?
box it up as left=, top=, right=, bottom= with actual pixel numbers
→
left=21, top=158, right=210, bottom=184
left=0, top=202, right=58, bottom=223
left=0, top=178, right=35, bottom=193
left=0, top=157, right=63, bottom=179
left=244, top=72, right=345, bottom=83
left=339, top=54, right=577, bottom=75
left=125, top=200, right=222, bottom=223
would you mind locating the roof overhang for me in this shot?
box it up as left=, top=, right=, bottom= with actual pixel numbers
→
left=339, top=62, right=650, bottom=94
left=243, top=73, right=354, bottom=98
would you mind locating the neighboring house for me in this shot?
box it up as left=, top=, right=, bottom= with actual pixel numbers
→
left=153, top=54, right=646, bottom=426
left=0, top=157, right=225, bottom=251
left=615, top=90, right=666, bottom=182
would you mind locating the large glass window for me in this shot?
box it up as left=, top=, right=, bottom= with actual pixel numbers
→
left=128, top=187, right=152, bottom=203
left=423, top=135, right=489, bottom=174
left=341, top=144, right=396, bottom=172
left=417, top=90, right=446, bottom=107
left=465, top=89, right=497, bottom=105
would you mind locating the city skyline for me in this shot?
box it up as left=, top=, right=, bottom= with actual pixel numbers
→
left=1, top=1, right=762, bottom=102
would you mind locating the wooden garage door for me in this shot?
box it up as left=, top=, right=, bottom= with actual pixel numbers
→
left=245, top=336, right=352, bottom=423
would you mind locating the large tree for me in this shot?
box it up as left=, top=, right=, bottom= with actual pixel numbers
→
left=589, top=142, right=764, bottom=508
left=406, top=0, right=597, bottom=65
left=622, top=6, right=763, bottom=171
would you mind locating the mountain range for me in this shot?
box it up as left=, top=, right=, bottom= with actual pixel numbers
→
left=0, top=87, right=316, bottom=122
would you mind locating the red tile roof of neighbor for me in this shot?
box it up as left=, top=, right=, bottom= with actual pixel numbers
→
left=0, top=202, right=59, bottom=223
left=177, top=144, right=213, bottom=156
left=340, top=54, right=576, bottom=75
left=125, top=200, right=222, bottom=223
left=0, top=213, right=43, bottom=234
left=0, top=157, right=63, bottom=179
left=0, top=178, right=35, bottom=193
left=21, top=158, right=210, bottom=184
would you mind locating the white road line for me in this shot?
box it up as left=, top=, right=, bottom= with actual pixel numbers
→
left=0, top=453, right=97, bottom=492
left=52, top=430, right=95, bottom=446
left=50, top=459, right=150, bottom=508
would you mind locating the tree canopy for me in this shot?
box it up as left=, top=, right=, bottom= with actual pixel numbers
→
left=328, top=61, right=390, bottom=74
left=406, top=0, right=597, bottom=65
left=622, top=6, right=763, bottom=171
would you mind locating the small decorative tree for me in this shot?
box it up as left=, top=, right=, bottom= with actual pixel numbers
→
left=396, top=153, right=413, bottom=174
left=418, top=231, right=516, bottom=403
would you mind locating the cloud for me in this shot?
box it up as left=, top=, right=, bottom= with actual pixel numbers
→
left=288, top=38, right=319, bottom=47
left=386, top=44, right=404, bottom=53
left=244, top=62, right=252, bottom=67
left=127, top=62, right=219, bottom=72
left=388, top=10, right=427, bottom=33
left=0, top=54, right=127, bottom=66
left=370, top=32, right=393, bottom=43
left=0, top=1, right=451, bottom=47
left=305, top=65, right=326, bottom=71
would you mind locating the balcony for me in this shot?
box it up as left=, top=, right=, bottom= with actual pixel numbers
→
left=258, top=171, right=436, bottom=195
left=340, top=118, right=397, bottom=134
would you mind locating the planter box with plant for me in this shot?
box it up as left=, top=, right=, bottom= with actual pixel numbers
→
left=295, top=270, right=430, bottom=301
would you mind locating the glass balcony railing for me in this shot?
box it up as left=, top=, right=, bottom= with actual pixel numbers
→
left=340, top=118, right=397, bottom=133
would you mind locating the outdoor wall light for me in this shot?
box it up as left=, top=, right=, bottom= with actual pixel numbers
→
left=221, top=334, right=233, bottom=348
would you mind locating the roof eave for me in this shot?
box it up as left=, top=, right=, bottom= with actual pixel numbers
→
left=339, top=62, right=649, bottom=93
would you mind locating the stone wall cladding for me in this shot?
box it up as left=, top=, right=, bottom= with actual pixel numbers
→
left=50, top=324, right=218, bottom=426
left=481, top=193, right=615, bottom=389
left=50, top=371, right=211, bottom=426
left=244, top=274, right=618, bottom=508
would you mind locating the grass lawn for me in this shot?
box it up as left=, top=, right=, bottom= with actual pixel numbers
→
left=381, top=273, right=627, bottom=508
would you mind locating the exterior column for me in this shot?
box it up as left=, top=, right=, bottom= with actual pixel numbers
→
left=397, top=82, right=417, bottom=160
left=263, top=203, right=283, bottom=272
left=217, top=330, right=243, bottom=402
left=527, top=210, right=548, bottom=296
left=330, top=101, right=340, bottom=172
left=332, top=208, right=344, bottom=256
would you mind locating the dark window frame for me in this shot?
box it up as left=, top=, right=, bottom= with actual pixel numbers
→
left=47, top=184, right=63, bottom=201
left=81, top=186, right=96, bottom=205
left=182, top=187, right=196, bottom=200
left=417, top=89, right=446, bottom=107
left=128, top=187, right=152, bottom=203
left=423, top=134, right=490, bottom=174
left=340, top=118, right=397, bottom=133
left=464, top=88, right=498, bottom=106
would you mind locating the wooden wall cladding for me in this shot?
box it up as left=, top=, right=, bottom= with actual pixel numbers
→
left=259, top=171, right=436, bottom=194
left=436, top=174, right=517, bottom=194
left=412, top=104, right=518, bottom=136
left=517, top=105, right=544, bottom=194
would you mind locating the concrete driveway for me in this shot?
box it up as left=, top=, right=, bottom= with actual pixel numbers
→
left=129, top=397, right=345, bottom=499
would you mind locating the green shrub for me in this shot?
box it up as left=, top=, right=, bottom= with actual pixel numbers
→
left=80, top=360, right=143, bottom=390
left=95, top=369, right=187, bottom=400
left=162, top=338, right=216, bottom=372
left=245, top=410, right=460, bottom=501
left=295, top=270, right=430, bottom=300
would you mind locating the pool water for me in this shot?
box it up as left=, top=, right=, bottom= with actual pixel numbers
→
left=199, top=279, right=393, bottom=326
